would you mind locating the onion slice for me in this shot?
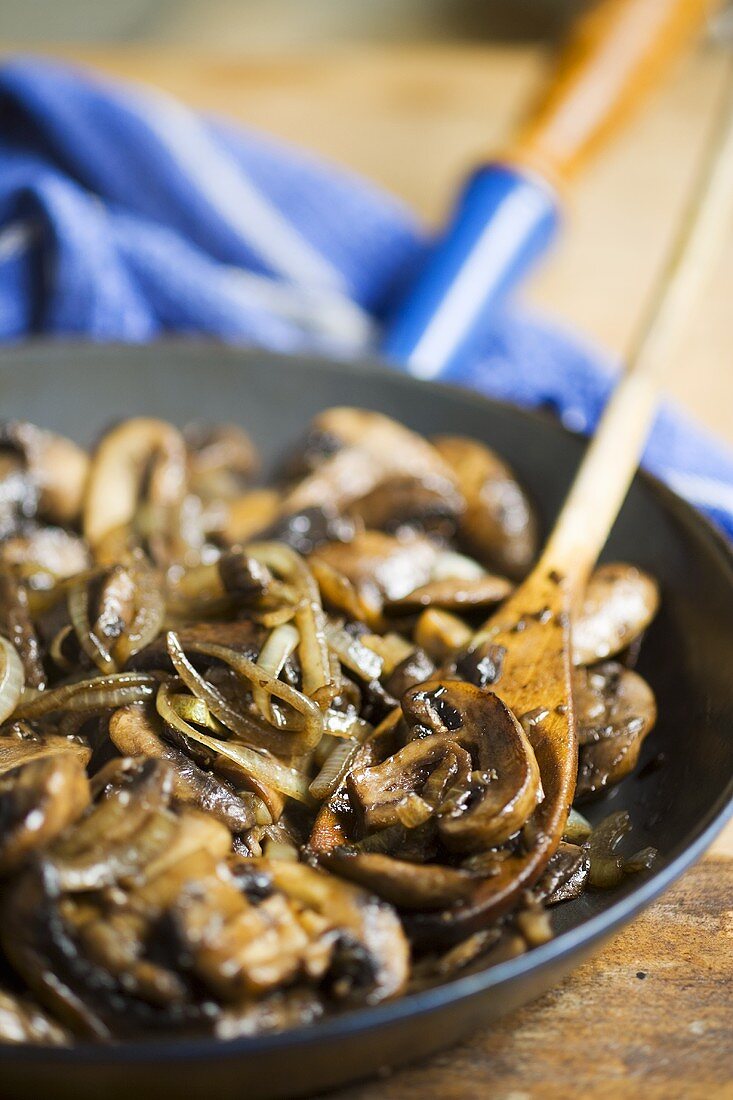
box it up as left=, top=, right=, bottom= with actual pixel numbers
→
left=14, top=672, right=159, bottom=719
left=168, top=633, right=324, bottom=752
left=156, top=681, right=313, bottom=804
left=252, top=623, right=299, bottom=721
left=247, top=542, right=332, bottom=703
left=0, top=636, right=25, bottom=724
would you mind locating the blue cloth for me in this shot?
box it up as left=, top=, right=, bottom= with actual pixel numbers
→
left=2, top=57, right=733, bottom=540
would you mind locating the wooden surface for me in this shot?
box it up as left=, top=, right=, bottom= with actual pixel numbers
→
left=17, top=40, right=733, bottom=1098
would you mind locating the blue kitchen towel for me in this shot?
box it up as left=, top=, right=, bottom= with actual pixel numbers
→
left=1, top=56, right=733, bottom=539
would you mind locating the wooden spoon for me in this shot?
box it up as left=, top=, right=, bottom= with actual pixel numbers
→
left=415, top=63, right=733, bottom=944
left=315, top=64, right=733, bottom=944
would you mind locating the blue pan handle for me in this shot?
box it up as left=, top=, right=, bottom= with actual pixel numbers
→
left=381, top=163, right=559, bottom=379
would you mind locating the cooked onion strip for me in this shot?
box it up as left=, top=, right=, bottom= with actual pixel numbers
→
left=252, top=623, right=299, bottom=721
left=165, top=635, right=307, bottom=755
left=0, top=636, right=24, bottom=724
left=247, top=542, right=332, bottom=703
left=309, top=738, right=362, bottom=800
left=156, top=681, right=313, bottom=804
left=169, top=633, right=324, bottom=752
left=67, top=574, right=115, bottom=674
left=14, top=672, right=159, bottom=719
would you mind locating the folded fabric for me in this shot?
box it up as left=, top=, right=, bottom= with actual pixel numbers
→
left=1, top=56, right=732, bottom=539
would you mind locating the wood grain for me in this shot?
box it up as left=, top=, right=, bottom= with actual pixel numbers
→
left=7, top=40, right=733, bottom=1093
left=507, top=0, right=715, bottom=186
left=334, top=858, right=733, bottom=1100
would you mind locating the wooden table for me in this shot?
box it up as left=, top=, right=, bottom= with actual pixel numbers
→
left=24, top=41, right=733, bottom=1098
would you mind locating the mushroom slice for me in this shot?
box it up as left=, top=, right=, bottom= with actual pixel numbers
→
left=573, top=564, right=660, bottom=666
left=322, top=850, right=476, bottom=910
left=1, top=851, right=215, bottom=1039
left=534, top=841, right=590, bottom=905
left=0, top=987, right=68, bottom=1046
left=310, top=531, right=437, bottom=627
left=381, top=647, right=436, bottom=700
left=47, top=757, right=179, bottom=891
left=283, top=409, right=460, bottom=517
left=347, top=732, right=469, bottom=833
left=347, top=475, right=463, bottom=542
left=110, top=705, right=269, bottom=835
left=433, top=435, right=537, bottom=579
left=385, top=574, right=512, bottom=615
left=573, top=662, right=657, bottom=801
left=83, top=417, right=188, bottom=565
left=0, top=574, right=45, bottom=689
left=1, top=527, right=90, bottom=585
left=265, top=859, right=409, bottom=1003
left=221, top=489, right=281, bottom=545
left=0, top=421, right=89, bottom=527
left=186, top=422, right=259, bottom=501
left=258, top=503, right=356, bottom=557
left=0, top=754, right=90, bottom=875
left=405, top=681, right=543, bottom=851
left=414, top=608, right=473, bottom=664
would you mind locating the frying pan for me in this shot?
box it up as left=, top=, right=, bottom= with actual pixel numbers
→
left=0, top=340, right=731, bottom=1100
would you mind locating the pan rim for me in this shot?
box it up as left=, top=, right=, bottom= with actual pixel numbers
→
left=0, top=339, right=731, bottom=1067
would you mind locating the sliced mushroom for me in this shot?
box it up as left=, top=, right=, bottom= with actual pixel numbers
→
left=0, top=753, right=90, bottom=875
left=186, top=422, right=259, bottom=500
left=265, top=859, right=409, bottom=1004
left=46, top=756, right=186, bottom=891
left=406, top=681, right=543, bottom=851
left=1, top=527, right=90, bottom=585
left=322, top=850, right=476, bottom=910
left=573, top=661, right=657, bottom=801
left=1, top=831, right=408, bottom=1039
left=258, top=503, right=356, bottom=557
left=66, top=556, right=165, bottom=674
left=573, top=564, right=660, bottom=666
left=310, top=531, right=438, bottom=627
left=0, top=574, right=45, bottom=689
left=329, top=679, right=543, bottom=906
left=0, top=421, right=89, bottom=527
left=414, top=608, right=473, bottom=664
left=347, top=475, right=463, bottom=542
left=222, top=489, right=282, bottom=545
left=1, top=845, right=221, bottom=1038
left=534, top=841, right=590, bottom=905
left=381, top=647, right=436, bottom=700
left=283, top=409, right=460, bottom=518
left=0, top=988, right=68, bottom=1045
left=83, top=418, right=188, bottom=565
left=433, top=435, right=537, bottom=579
left=110, top=705, right=268, bottom=835
left=385, top=573, right=512, bottom=615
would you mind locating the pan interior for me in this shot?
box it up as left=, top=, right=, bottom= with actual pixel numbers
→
left=0, top=340, right=731, bottom=1042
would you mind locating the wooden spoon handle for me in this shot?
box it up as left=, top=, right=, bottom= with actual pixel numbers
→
left=542, top=63, right=733, bottom=579
left=506, top=0, right=717, bottom=188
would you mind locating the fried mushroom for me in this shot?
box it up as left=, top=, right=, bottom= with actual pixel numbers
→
left=433, top=435, right=537, bottom=579
left=573, top=564, right=660, bottom=666
left=574, top=661, right=657, bottom=800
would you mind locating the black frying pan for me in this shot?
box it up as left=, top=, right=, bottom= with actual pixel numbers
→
left=0, top=342, right=731, bottom=1100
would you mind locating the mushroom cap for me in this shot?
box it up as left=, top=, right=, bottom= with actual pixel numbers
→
left=433, top=435, right=538, bottom=579
left=573, top=564, right=660, bottom=666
